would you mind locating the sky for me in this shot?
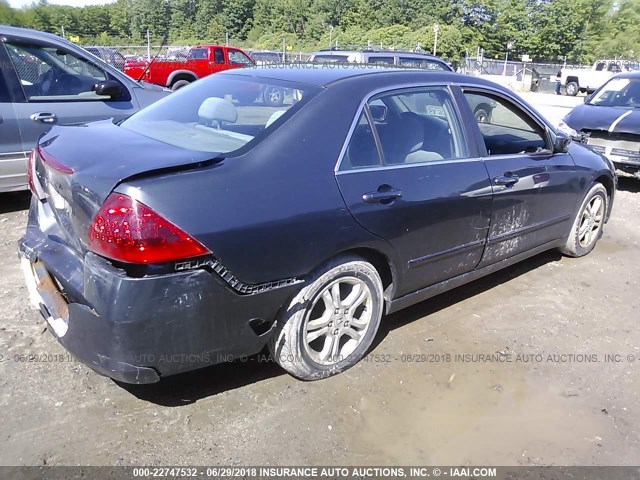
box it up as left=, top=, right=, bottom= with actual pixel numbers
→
left=7, top=0, right=116, bottom=8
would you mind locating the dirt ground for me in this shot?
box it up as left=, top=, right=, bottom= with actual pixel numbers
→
left=1, top=92, right=639, bottom=467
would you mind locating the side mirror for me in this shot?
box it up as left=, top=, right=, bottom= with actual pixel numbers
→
left=369, top=104, right=388, bottom=122
left=93, top=80, right=123, bottom=98
left=552, top=130, right=571, bottom=153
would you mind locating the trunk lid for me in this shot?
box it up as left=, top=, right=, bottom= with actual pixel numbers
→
left=34, top=120, right=218, bottom=253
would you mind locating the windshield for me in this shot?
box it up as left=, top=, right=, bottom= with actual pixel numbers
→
left=121, top=75, right=320, bottom=153
left=589, top=77, right=640, bottom=108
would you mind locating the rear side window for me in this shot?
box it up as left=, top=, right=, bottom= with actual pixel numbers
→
left=372, top=87, right=465, bottom=164
left=368, top=56, right=394, bottom=65
left=340, top=112, right=382, bottom=170
left=339, top=86, right=465, bottom=171
left=312, top=54, right=349, bottom=63
left=189, top=48, right=208, bottom=60
left=213, top=48, right=224, bottom=64
left=121, top=75, right=320, bottom=154
left=398, top=57, right=449, bottom=71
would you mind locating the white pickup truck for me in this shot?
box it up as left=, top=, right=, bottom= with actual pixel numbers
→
left=560, top=60, right=635, bottom=96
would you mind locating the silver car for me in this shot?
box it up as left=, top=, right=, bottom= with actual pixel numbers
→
left=0, top=26, right=170, bottom=192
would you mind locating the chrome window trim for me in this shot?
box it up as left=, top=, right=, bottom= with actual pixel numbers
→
left=336, top=156, right=484, bottom=175
left=334, top=81, right=469, bottom=174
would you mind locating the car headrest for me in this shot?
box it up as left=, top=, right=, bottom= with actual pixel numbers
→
left=382, top=114, right=424, bottom=164
left=198, top=97, right=238, bottom=123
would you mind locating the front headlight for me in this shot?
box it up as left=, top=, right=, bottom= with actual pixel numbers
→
left=557, top=119, right=579, bottom=138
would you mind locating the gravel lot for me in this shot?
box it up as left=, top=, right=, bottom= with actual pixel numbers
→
left=1, top=92, right=639, bottom=466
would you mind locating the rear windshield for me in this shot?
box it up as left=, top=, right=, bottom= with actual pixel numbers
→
left=121, top=75, right=320, bottom=153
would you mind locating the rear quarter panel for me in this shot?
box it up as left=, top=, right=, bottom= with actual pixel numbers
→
left=116, top=82, right=401, bottom=286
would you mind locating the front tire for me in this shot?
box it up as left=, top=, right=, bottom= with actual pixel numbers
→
left=560, top=183, right=608, bottom=257
left=269, top=255, right=384, bottom=380
left=171, top=79, right=191, bottom=91
left=474, top=107, right=491, bottom=123
left=565, top=81, right=579, bottom=96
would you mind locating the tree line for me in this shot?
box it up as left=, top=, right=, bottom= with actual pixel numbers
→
left=1, top=0, right=639, bottom=63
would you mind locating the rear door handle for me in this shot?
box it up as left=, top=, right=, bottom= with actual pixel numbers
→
left=494, top=174, right=519, bottom=186
left=30, top=112, right=58, bottom=124
left=362, top=188, right=403, bottom=204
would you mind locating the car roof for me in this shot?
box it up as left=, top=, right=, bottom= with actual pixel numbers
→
left=0, top=25, right=72, bottom=45
left=311, top=49, right=443, bottom=59
left=220, top=65, right=494, bottom=89
left=612, top=71, right=640, bottom=79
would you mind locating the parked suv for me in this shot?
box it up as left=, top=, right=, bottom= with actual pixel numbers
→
left=309, top=48, right=451, bottom=70
left=309, top=49, right=494, bottom=123
left=0, top=26, right=170, bottom=193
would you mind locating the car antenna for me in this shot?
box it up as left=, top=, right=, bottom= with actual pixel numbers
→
left=136, top=33, right=168, bottom=83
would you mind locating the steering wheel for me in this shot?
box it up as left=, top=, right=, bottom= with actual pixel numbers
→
left=51, top=73, right=82, bottom=95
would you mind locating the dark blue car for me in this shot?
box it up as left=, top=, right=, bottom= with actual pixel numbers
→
left=560, top=71, right=640, bottom=178
left=19, top=66, right=616, bottom=384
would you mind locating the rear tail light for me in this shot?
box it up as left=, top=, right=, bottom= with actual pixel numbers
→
left=27, top=147, right=73, bottom=199
left=88, top=193, right=210, bottom=264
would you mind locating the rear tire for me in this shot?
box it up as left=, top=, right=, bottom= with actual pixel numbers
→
left=269, top=255, right=384, bottom=380
left=171, top=79, right=191, bottom=91
left=474, top=107, right=491, bottom=123
left=565, top=81, right=579, bottom=96
left=263, top=86, right=285, bottom=106
left=560, top=183, right=608, bottom=257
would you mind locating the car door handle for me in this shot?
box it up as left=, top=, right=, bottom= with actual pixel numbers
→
left=494, top=174, right=519, bottom=186
left=362, top=188, right=403, bottom=204
left=30, top=112, right=58, bottom=124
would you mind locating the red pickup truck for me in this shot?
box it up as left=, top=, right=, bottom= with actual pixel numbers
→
left=125, top=45, right=255, bottom=91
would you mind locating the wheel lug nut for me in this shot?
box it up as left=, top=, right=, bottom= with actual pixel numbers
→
left=344, top=309, right=349, bottom=314
left=328, top=322, right=333, bottom=327
left=334, top=329, right=339, bottom=335
left=334, top=308, right=340, bottom=314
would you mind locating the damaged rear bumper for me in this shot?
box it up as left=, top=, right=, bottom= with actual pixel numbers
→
left=18, top=198, right=300, bottom=384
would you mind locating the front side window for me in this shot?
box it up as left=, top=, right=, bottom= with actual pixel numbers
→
left=228, top=50, right=254, bottom=66
left=5, top=41, right=107, bottom=101
left=121, top=75, right=319, bottom=154
left=463, top=90, right=548, bottom=155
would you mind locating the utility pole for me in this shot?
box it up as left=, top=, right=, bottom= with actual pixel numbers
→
left=225, top=32, right=229, bottom=46
left=146, top=29, right=151, bottom=61
left=433, top=24, right=439, bottom=56
left=503, top=41, right=513, bottom=76
left=61, top=25, right=65, bottom=39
